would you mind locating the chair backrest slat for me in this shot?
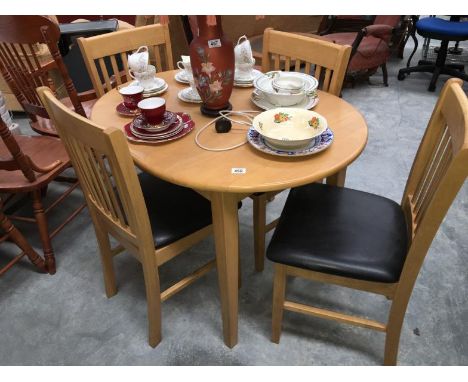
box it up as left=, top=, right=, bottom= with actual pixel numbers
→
left=399, top=79, right=468, bottom=285
left=262, top=28, right=351, bottom=96
left=77, top=24, right=174, bottom=98
left=37, top=86, right=155, bottom=257
left=0, top=16, right=86, bottom=126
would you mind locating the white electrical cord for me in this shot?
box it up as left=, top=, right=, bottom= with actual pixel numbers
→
left=195, top=110, right=261, bottom=152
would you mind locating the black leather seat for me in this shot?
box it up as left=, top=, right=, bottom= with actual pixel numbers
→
left=139, top=173, right=213, bottom=248
left=267, top=183, right=409, bottom=283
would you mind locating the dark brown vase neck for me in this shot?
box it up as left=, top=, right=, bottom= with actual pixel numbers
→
left=196, top=16, right=224, bottom=38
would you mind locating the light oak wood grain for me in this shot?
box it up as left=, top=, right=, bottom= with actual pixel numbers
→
left=270, top=79, right=468, bottom=365
left=90, top=69, right=368, bottom=348
left=38, top=86, right=215, bottom=348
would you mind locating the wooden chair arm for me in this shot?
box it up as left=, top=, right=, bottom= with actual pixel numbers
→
left=350, top=24, right=394, bottom=58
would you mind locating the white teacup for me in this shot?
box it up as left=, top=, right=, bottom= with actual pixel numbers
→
left=234, top=35, right=253, bottom=64
left=235, top=58, right=256, bottom=81
left=177, top=59, right=193, bottom=81
left=128, top=46, right=149, bottom=73
left=129, top=65, right=158, bottom=90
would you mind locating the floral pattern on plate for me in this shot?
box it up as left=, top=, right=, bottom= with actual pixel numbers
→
left=116, top=102, right=140, bottom=117
left=123, top=113, right=195, bottom=145
left=132, top=111, right=177, bottom=132
left=131, top=115, right=183, bottom=139
left=247, top=126, right=333, bottom=157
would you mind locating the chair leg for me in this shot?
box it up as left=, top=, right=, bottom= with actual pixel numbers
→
left=92, top=218, right=117, bottom=298
left=384, top=290, right=413, bottom=366
left=142, top=259, right=162, bottom=347
left=382, top=63, right=389, bottom=87
left=272, top=264, right=287, bottom=343
left=31, top=189, right=55, bottom=274
left=253, top=193, right=268, bottom=272
left=0, top=209, right=47, bottom=273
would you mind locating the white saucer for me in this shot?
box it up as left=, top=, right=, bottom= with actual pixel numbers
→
left=130, top=78, right=166, bottom=93
left=178, top=88, right=202, bottom=103
left=234, top=69, right=262, bottom=84
left=174, top=70, right=190, bottom=84
left=142, top=83, right=169, bottom=97
left=251, top=90, right=319, bottom=110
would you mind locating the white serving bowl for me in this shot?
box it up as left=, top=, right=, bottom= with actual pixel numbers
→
left=252, top=108, right=327, bottom=150
left=254, top=75, right=305, bottom=106
left=272, top=74, right=305, bottom=94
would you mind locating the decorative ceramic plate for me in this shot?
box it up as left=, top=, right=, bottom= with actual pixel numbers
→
left=251, top=90, right=319, bottom=110
left=124, top=113, right=195, bottom=144
left=132, top=111, right=177, bottom=132
left=130, top=116, right=183, bottom=140
left=174, top=70, right=190, bottom=84
left=177, top=88, right=203, bottom=104
left=116, top=102, right=140, bottom=117
left=247, top=126, right=334, bottom=157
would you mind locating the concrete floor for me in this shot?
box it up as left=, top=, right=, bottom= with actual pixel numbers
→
left=1, top=38, right=467, bottom=366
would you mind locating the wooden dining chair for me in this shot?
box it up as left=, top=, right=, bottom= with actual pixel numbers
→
left=0, top=16, right=95, bottom=137
left=1, top=196, right=48, bottom=275
left=266, top=78, right=468, bottom=365
left=37, top=86, right=216, bottom=347
left=0, top=115, right=85, bottom=274
left=252, top=28, right=352, bottom=272
left=77, top=23, right=174, bottom=98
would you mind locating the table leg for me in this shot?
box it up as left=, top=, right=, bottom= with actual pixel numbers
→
left=326, top=167, right=347, bottom=187
left=211, top=192, right=239, bottom=348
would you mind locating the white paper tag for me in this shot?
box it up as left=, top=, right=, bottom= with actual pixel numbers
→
left=231, top=168, right=246, bottom=174
left=208, top=38, right=222, bottom=48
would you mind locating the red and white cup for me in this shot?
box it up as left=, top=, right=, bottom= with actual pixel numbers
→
left=138, top=97, right=166, bottom=125
left=119, top=85, right=144, bottom=110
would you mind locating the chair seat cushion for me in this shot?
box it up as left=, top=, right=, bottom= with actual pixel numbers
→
left=417, top=18, right=468, bottom=41
left=322, top=33, right=390, bottom=71
left=138, top=173, right=212, bottom=249
left=267, top=183, right=409, bottom=283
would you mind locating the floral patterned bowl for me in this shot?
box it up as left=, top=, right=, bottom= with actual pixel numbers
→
left=252, top=108, right=327, bottom=150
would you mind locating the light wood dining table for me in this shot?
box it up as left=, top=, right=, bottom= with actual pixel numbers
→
left=90, top=69, right=368, bottom=348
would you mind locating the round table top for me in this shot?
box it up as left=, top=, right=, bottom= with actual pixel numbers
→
left=91, top=69, right=368, bottom=193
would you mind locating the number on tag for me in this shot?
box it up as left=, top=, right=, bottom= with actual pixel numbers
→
left=231, top=168, right=246, bottom=175
left=208, top=39, right=222, bottom=48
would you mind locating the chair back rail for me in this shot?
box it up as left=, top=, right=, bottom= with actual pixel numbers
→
left=262, top=28, right=351, bottom=96
left=0, top=16, right=86, bottom=122
left=398, top=77, right=468, bottom=299
left=77, top=24, right=174, bottom=98
left=37, top=86, right=155, bottom=261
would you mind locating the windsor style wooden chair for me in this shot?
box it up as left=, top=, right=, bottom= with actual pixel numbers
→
left=252, top=28, right=351, bottom=272
left=266, top=78, right=468, bottom=365
left=0, top=116, right=85, bottom=274
left=0, top=15, right=95, bottom=137
left=77, top=23, right=174, bottom=98
left=38, top=86, right=216, bottom=348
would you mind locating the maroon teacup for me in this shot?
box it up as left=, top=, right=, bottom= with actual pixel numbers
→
left=119, top=85, right=144, bottom=110
left=138, top=97, right=166, bottom=125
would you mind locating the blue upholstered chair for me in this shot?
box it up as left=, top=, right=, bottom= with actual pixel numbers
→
left=398, top=16, right=468, bottom=91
